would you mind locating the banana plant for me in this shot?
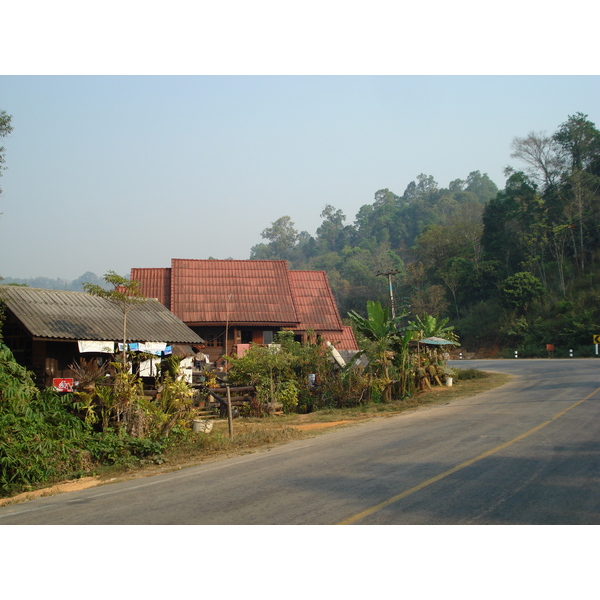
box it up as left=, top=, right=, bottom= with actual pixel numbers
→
left=408, top=314, right=459, bottom=344
left=390, top=329, right=417, bottom=398
left=348, top=301, right=408, bottom=402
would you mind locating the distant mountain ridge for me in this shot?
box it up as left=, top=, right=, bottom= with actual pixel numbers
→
left=0, top=271, right=111, bottom=292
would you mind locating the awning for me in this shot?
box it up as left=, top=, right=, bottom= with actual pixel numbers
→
left=420, top=336, right=459, bottom=346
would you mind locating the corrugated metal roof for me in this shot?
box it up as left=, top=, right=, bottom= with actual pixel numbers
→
left=0, top=285, right=204, bottom=344
left=130, top=267, right=171, bottom=309
left=169, top=259, right=300, bottom=326
left=288, top=270, right=344, bottom=332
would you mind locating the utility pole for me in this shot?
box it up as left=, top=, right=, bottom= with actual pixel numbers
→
left=224, top=294, right=232, bottom=371
left=376, top=269, right=400, bottom=318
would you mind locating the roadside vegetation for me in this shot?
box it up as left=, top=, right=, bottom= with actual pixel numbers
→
left=0, top=273, right=501, bottom=499
left=0, top=278, right=509, bottom=501
left=0, top=328, right=507, bottom=500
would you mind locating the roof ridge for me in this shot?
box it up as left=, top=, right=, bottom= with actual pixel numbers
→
left=170, top=258, right=289, bottom=264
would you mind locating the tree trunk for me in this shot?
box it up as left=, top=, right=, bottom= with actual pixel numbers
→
left=122, top=310, right=128, bottom=371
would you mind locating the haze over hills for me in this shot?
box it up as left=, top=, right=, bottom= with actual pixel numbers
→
left=0, top=271, right=109, bottom=292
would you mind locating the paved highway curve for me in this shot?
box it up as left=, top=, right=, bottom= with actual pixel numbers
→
left=2, top=359, right=600, bottom=524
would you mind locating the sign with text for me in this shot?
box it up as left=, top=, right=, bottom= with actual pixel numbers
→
left=53, top=378, right=74, bottom=392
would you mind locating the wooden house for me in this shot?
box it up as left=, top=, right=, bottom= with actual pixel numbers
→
left=131, top=259, right=358, bottom=363
left=0, top=285, right=204, bottom=388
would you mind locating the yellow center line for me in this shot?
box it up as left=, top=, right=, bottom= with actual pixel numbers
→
left=337, top=385, right=600, bottom=525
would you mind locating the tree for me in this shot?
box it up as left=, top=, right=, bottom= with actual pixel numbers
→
left=552, top=113, right=600, bottom=273
left=70, top=271, right=108, bottom=292
left=415, top=174, right=439, bottom=202
left=438, top=257, right=471, bottom=319
left=0, top=110, right=13, bottom=197
left=316, top=205, right=347, bottom=252
left=554, top=112, right=600, bottom=172
left=499, top=272, right=545, bottom=313
left=481, top=172, right=543, bottom=275
left=465, top=171, right=499, bottom=203
left=510, top=131, right=562, bottom=189
left=373, top=188, right=401, bottom=207
left=409, top=285, right=449, bottom=318
left=83, top=271, right=147, bottom=370
left=252, top=215, right=300, bottom=260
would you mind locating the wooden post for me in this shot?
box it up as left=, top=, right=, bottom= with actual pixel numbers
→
left=226, top=385, right=234, bottom=440
left=224, top=294, right=232, bottom=372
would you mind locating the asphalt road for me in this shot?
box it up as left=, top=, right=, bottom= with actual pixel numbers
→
left=2, top=358, right=600, bottom=525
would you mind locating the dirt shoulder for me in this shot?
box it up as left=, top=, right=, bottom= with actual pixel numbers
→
left=0, top=371, right=511, bottom=507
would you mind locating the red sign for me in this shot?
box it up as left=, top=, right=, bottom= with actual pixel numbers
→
left=53, top=378, right=74, bottom=392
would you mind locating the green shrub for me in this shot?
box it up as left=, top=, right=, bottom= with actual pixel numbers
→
left=86, top=431, right=166, bottom=466
left=0, top=342, right=177, bottom=497
left=227, top=330, right=352, bottom=414
left=0, top=386, right=96, bottom=495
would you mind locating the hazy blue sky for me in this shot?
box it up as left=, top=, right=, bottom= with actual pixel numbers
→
left=1, top=1, right=598, bottom=282
left=1, top=75, right=599, bottom=281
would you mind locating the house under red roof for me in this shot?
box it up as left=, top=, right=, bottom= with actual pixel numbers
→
left=131, top=259, right=358, bottom=362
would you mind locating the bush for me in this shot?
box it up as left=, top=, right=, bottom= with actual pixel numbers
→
left=227, top=331, right=345, bottom=414
left=0, top=385, right=96, bottom=495
left=86, top=431, right=166, bottom=466
left=0, top=342, right=181, bottom=497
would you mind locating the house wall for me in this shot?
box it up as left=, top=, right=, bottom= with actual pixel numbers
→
left=189, top=325, right=280, bottom=363
left=3, top=311, right=32, bottom=368
left=2, top=332, right=81, bottom=387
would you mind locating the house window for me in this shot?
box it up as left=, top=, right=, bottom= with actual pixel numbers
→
left=204, top=334, right=220, bottom=348
left=263, top=330, right=274, bottom=344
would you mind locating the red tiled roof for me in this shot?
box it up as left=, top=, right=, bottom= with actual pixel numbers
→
left=319, top=326, right=359, bottom=351
left=169, top=259, right=300, bottom=326
left=131, top=260, right=350, bottom=337
left=130, top=268, right=171, bottom=309
left=288, top=270, right=343, bottom=332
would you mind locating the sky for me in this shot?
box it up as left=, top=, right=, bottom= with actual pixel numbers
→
left=2, top=75, right=598, bottom=281
left=0, top=2, right=598, bottom=285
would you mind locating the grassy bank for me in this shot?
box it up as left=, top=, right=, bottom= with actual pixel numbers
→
left=1, top=369, right=509, bottom=504
left=67, top=369, right=511, bottom=487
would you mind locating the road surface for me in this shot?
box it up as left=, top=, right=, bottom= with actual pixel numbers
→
left=2, top=358, right=600, bottom=524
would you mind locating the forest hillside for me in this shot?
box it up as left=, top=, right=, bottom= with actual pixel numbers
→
left=250, top=113, right=600, bottom=358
